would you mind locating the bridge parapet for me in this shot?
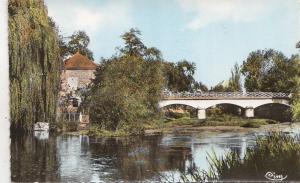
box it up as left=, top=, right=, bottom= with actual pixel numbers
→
left=162, top=92, right=291, bottom=99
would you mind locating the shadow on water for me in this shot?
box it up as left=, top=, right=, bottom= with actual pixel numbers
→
left=11, top=131, right=59, bottom=182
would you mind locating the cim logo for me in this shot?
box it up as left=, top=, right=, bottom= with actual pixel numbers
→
left=265, top=172, right=287, bottom=181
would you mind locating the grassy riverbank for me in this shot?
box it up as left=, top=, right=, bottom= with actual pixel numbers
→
left=161, top=116, right=278, bottom=128
left=77, top=115, right=281, bottom=137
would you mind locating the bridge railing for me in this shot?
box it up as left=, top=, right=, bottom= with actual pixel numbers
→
left=162, top=92, right=291, bottom=99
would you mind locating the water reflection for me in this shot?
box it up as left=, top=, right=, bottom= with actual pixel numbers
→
left=11, top=132, right=258, bottom=182
left=11, top=133, right=59, bottom=182
left=85, top=135, right=192, bottom=181
left=34, top=131, right=49, bottom=140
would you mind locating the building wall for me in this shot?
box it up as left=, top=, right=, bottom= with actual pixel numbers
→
left=64, top=69, right=95, bottom=92
left=59, top=69, right=96, bottom=113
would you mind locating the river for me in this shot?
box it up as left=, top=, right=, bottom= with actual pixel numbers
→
left=10, top=126, right=298, bottom=182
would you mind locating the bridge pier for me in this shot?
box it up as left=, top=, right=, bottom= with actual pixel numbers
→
left=244, top=107, right=254, bottom=118
left=197, top=108, right=206, bottom=119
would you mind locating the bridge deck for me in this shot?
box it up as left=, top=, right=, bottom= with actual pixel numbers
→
left=162, top=92, right=291, bottom=100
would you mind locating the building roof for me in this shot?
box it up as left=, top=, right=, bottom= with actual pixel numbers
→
left=64, top=52, right=98, bottom=70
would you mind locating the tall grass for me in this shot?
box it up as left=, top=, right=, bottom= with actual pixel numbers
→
left=175, top=132, right=300, bottom=182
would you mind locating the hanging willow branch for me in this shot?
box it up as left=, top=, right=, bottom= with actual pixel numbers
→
left=9, top=0, right=61, bottom=130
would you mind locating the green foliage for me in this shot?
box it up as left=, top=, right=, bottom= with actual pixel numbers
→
left=164, top=111, right=190, bottom=119
left=177, top=132, right=300, bottom=181
left=63, top=31, right=94, bottom=60
left=206, top=107, right=224, bottom=116
left=119, top=28, right=148, bottom=57
left=265, top=119, right=280, bottom=124
left=161, top=115, right=274, bottom=128
left=209, top=132, right=300, bottom=181
left=296, top=41, right=300, bottom=49
left=192, top=81, right=209, bottom=92
left=210, top=63, right=241, bottom=92
left=241, top=49, right=296, bottom=92
left=227, top=63, right=242, bottom=92
left=292, top=55, right=300, bottom=120
left=164, top=117, right=200, bottom=127
left=292, top=102, right=300, bottom=120
left=9, top=0, right=61, bottom=130
left=83, top=29, right=164, bottom=133
left=210, top=84, right=227, bottom=92
left=163, top=60, right=197, bottom=92
left=55, top=121, right=77, bottom=132
left=241, top=121, right=262, bottom=128
left=83, top=125, right=130, bottom=137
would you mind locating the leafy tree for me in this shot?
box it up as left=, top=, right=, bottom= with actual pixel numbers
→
left=163, top=60, right=196, bottom=92
left=9, top=0, right=61, bottom=130
left=296, top=41, right=300, bottom=49
left=192, top=81, right=208, bottom=92
left=59, top=31, right=94, bottom=60
left=241, top=49, right=296, bottom=92
left=83, top=29, right=164, bottom=133
left=209, top=63, right=241, bottom=92
left=118, top=28, right=147, bottom=57
left=58, top=34, right=69, bottom=60
left=292, top=45, right=300, bottom=120
left=210, top=84, right=226, bottom=92
left=227, top=63, right=242, bottom=92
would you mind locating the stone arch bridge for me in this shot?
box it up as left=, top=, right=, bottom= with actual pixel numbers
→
left=159, top=92, right=291, bottom=119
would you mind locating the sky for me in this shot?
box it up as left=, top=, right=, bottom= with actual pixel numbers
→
left=45, top=0, right=300, bottom=87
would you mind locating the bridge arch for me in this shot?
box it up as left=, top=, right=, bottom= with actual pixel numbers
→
left=206, top=103, right=244, bottom=116
left=159, top=103, right=197, bottom=110
left=158, top=100, right=199, bottom=109
left=205, top=102, right=244, bottom=110
left=160, top=103, right=198, bottom=118
left=254, top=103, right=291, bottom=122
left=254, top=102, right=290, bottom=109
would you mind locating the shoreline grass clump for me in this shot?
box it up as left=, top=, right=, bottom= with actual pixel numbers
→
left=177, top=132, right=300, bottom=182
left=162, top=115, right=278, bottom=128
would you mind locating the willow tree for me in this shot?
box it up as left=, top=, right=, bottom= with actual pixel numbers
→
left=9, top=0, right=61, bottom=130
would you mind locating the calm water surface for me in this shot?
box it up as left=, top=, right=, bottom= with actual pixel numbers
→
left=11, top=131, right=271, bottom=182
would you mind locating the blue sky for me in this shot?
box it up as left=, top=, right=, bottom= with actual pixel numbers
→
left=45, top=0, right=300, bottom=87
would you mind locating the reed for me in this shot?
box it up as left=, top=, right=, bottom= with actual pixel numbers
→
left=176, top=132, right=300, bottom=182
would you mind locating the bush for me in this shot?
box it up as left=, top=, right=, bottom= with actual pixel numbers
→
left=164, top=117, right=200, bottom=127
left=266, top=119, right=279, bottom=124
left=54, top=121, right=78, bottom=132
left=85, top=124, right=144, bottom=137
left=241, top=119, right=268, bottom=128
left=207, top=107, right=223, bottom=116
left=241, top=122, right=261, bottom=128
left=165, top=111, right=190, bottom=119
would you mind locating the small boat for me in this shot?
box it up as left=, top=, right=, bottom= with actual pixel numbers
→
left=33, top=122, right=49, bottom=131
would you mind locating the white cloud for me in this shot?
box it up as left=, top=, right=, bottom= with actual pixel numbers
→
left=46, top=0, right=133, bottom=35
left=178, top=0, right=280, bottom=30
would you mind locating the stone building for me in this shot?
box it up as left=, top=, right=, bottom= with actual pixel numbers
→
left=59, top=52, right=97, bottom=113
